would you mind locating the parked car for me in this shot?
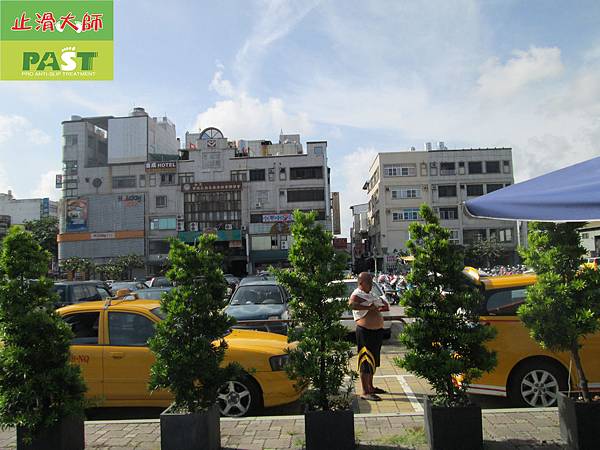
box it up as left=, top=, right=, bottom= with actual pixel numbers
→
left=147, top=276, right=172, bottom=287
left=456, top=267, right=600, bottom=407
left=224, top=274, right=241, bottom=287
left=109, top=281, right=148, bottom=293
left=52, top=281, right=112, bottom=308
left=239, top=274, right=276, bottom=286
left=58, top=299, right=300, bottom=417
left=225, top=281, right=290, bottom=335
left=338, top=278, right=392, bottom=339
left=132, top=287, right=173, bottom=300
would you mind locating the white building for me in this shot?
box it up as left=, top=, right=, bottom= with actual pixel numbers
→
left=365, top=144, right=518, bottom=270
left=0, top=190, right=58, bottom=225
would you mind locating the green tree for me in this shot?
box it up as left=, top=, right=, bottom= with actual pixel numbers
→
left=0, top=228, right=86, bottom=439
left=518, top=222, right=600, bottom=402
left=149, top=235, right=241, bottom=412
left=272, top=210, right=353, bottom=411
left=95, top=261, right=122, bottom=281
left=396, top=205, right=497, bottom=406
left=61, top=257, right=93, bottom=280
left=23, top=216, right=59, bottom=261
left=466, top=237, right=503, bottom=268
left=113, top=254, right=145, bottom=280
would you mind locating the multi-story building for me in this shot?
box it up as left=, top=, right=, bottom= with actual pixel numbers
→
left=364, top=143, right=517, bottom=271
left=0, top=190, right=58, bottom=237
left=57, top=109, right=333, bottom=276
left=349, top=203, right=370, bottom=272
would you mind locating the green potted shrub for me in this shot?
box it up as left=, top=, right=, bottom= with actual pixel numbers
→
left=518, top=222, right=600, bottom=450
left=0, top=228, right=86, bottom=450
left=395, top=205, right=497, bottom=450
left=149, top=235, right=241, bottom=450
left=272, top=210, right=354, bottom=450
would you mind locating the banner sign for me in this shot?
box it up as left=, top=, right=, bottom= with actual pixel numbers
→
left=145, top=161, right=177, bottom=172
left=65, top=198, right=87, bottom=231
left=182, top=181, right=241, bottom=192
left=0, top=0, right=114, bottom=80
left=117, top=194, right=143, bottom=207
left=91, top=232, right=115, bottom=240
left=262, top=213, right=293, bottom=223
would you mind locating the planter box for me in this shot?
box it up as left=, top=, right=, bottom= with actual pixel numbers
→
left=160, top=403, right=220, bottom=450
left=558, top=392, right=600, bottom=450
left=16, top=416, right=84, bottom=450
left=424, top=396, right=482, bottom=450
left=305, top=409, right=355, bottom=450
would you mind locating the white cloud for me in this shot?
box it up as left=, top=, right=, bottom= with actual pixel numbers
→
left=477, top=47, right=564, bottom=99
left=0, top=115, right=29, bottom=143
left=209, top=69, right=236, bottom=97
left=30, top=170, right=61, bottom=201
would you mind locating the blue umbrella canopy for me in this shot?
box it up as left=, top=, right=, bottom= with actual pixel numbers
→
left=464, top=156, right=600, bottom=222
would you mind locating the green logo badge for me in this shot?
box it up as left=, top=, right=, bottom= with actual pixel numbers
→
left=0, top=0, right=113, bottom=80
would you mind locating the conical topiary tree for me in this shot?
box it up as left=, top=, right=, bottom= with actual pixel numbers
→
left=518, top=222, right=600, bottom=402
left=0, top=228, right=86, bottom=440
left=396, top=204, right=497, bottom=406
left=149, top=235, right=241, bottom=412
left=272, top=210, right=352, bottom=411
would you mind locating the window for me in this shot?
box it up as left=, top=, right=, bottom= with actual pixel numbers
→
left=468, top=161, right=483, bottom=174
left=64, top=135, right=78, bottom=146
left=156, top=195, right=167, bottom=208
left=65, top=179, right=78, bottom=189
left=256, top=190, right=269, bottom=205
left=287, top=189, right=325, bottom=202
left=108, top=312, right=156, bottom=346
left=160, top=173, right=176, bottom=185
left=231, top=170, right=248, bottom=182
left=112, top=176, right=136, bottom=189
left=149, top=174, right=156, bottom=187
left=178, top=172, right=194, bottom=184
left=63, top=160, right=78, bottom=175
left=149, top=240, right=170, bottom=255
left=485, top=161, right=501, bottom=173
left=438, top=184, right=457, bottom=197
left=440, top=162, right=455, bottom=175
left=486, top=183, right=503, bottom=194
left=391, top=187, right=421, bottom=199
left=490, top=228, right=513, bottom=243
left=63, top=312, right=99, bottom=345
left=581, top=233, right=590, bottom=239
left=449, top=229, right=460, bottom=244
left=503, top=160, right=511, bottom=174
left=251, top=235, right=272, bottom=250
left=279, top=168, right=286, bottom=180
left=485, top=288, right=526, bottom=316
left=463, top=229, right=486, bottom=244
left=150, top=217, right=177, bottom=230
left=393, top=208, right=419, bottom=221
left=250, top=214, right=263, bottom=223
left=139, top=174, right=146, bottom=188
left=383, top=164, right=416, bottom=177
left=249, top=169, right=266, bottom=181
left=268, top=168, right=275, bottom=181
left=290, top=166, right=324, bottom=180
left=439, top=207, right=458, bottom=220
left=466, top=184, right=484, bottom=196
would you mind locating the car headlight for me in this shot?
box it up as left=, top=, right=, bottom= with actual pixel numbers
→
left=269, top=354, right=289, bottom=371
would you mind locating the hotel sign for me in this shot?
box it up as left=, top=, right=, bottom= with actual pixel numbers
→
left=145, top=161, right=177, bottom=173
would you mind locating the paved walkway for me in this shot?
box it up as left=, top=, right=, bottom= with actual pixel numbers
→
left=0, top=408, right=564, bottom=449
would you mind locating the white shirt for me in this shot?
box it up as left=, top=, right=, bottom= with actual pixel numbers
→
left=351, top=288, right=385, bottom=321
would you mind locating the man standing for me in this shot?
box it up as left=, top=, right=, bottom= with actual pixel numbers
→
left=349, top=272, right=389, bottom=401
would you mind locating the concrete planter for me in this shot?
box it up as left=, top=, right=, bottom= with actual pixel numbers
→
left=423, top=396, right=482, bottom=450
left=16, top=416, right=84, bottom=450
left=160, top=403, right=220, bottom=450
left=558, top=392, right=600, bottom=450
left=305, top=409, right=355, bottom=450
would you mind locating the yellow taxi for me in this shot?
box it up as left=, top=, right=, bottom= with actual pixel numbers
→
left=460, top=267, right=600, bottom=407
left=58, top=298, right=300, bottom=417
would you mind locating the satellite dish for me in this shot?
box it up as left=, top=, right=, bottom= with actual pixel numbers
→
left=92, top=178, right=102, bottom=188
left=199, top=127, right=224, bottom=140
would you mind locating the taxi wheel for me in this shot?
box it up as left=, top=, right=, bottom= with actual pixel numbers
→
left=509, top=360, right=567, bottom=407
left=217, top=376, right=262, bottom=417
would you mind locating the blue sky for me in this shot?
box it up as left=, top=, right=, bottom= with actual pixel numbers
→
left=1, top=0, right=600, bottom=236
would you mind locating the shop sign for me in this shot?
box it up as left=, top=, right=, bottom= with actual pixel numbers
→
left=262, top=213, right=293, bottom=223
left=145, top=161, right=177, bottom=172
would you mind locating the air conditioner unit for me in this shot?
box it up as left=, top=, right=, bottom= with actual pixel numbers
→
left=177, top=215, right=184, bottom=220
left=430, top=162, right=437, bottom=167
left=431, top=185, right=438, bottom=191
left=385, top=187, right=390, bottom=191
left=190, top=222, right=199, bottom=231
left=225, top=224, right=233, bottom=230
left=255, top=203, right=262, bottom=209
left=422, top=185, right=429, bottom=191
left=176, top=222, right=185, bottom=231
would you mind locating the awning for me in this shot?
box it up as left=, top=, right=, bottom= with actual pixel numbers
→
left=464, top=156, right=600, bottom=222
